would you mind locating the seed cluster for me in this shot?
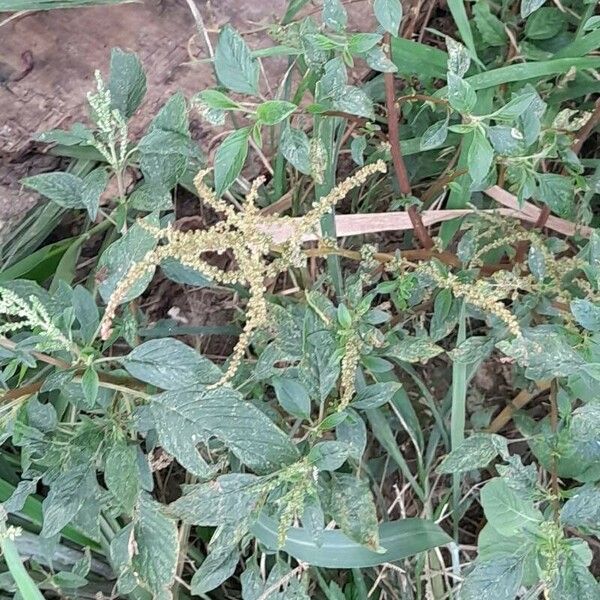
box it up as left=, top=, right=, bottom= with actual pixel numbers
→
left=100, top=161, right=387, bottom=387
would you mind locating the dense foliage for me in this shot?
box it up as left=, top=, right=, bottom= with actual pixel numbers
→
left=1, top=0, right=600, bottom=598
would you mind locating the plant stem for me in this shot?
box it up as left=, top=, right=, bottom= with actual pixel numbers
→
left=383, top=33, right=434, bottom=250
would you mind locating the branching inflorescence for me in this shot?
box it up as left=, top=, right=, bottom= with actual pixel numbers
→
left=100, top=160, right=387, bottom=389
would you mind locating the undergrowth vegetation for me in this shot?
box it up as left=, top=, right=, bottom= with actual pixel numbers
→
left=1, top=0, right=600, bottom=598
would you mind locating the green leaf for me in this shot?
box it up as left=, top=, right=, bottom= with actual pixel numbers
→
left=149, top=92, right=189, bottom=135
left=322, top=0, right=347, bottom=31
left=420, top=117, right=449, bottom=151
left=446, top=37, right=470, bottom=77
left=373, top=0, right=402, bottom=36
left=333, top=85, right=374, bottom=119
left=36, top=122, right=94, bottom=146
left=128, top=183, right=173, bottom=212
left=256, top=100, right=297, bottom=125
left=146, top=387, right=298, bottom=477
left=351, top=381, right=402, bottom=410
left=308, top=441, right=349, bottom=471
left=480, top=477, right=543, bottom=536
left=138, top=129, right=189, bottom=190
left=350, top=135, right=366, bottom=166
left=72, top=285, right=99, bottom=343
left=280, top=127, right=311, bottom=174
left=347, top=33, right=381, bottom=55
left=521, top=0, right=545, bottom=18
left=215, top=25, right=259, bottom=94
left=41, top=462, right=97, bottom=538
left=132, top=494, right=178, bottom=599
left=472, top=1, right=507, bottom=47
left=108, top=48, right=146, bottom=118
left=468, top=127, right=494, bottom=185
left=22, top=172, right=84, bottom=209
left=97, top=213, right=159, bottom=304
left=437, top=433, right=508, bottom=474
left=214, top=127, right=250, bottom=197
left=81, top=367, right=99, bottom=405
left=194, top=89, right=240, bottom=110
left=525, top=7, right=566, bottom=40
left=251, top=514, right=451, bottom=567
left=537, top=173, right=574, bottom=218
left=122, top=338, right=221, bottom=389
left=460, top=556, right=524, bottom=600
left=387, top=337, right=444, bottom=363
left=272, top=376, right=311, bottom=419
left=561, top=485, right=600, bottom=532
left=105, top=439, right=139, bottom=514
left=571, top=404, right=600, bottom=460
left=528, top=245, right=546, bottom=280
left=168, top=474, right=261, bottom=525
left=2, top=477, right=41, bottom=514
left=81, top=168, right=108, bottom=219
left=336, top=409, right=367, bottom=460
left=549, top=551, right=600, bottom=600
left=446, top=71, right=477, bottom=114
left=329, top=473, right=380, bottom=550
left=191, top=527, right=240, bottom=594
left=570, top=299, right=600, bottom=332
left=489, top=91, right=536, bottom=121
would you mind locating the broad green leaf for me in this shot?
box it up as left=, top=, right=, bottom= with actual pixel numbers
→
left=128, top=183, right=173, bottom=212
left=146, top=387, right=299, bottom=477
left=364, top=45, right=397, bottom=72
left=168, top=474, right=261, bottom=525
left=525, top=7, right=566, bottom=40
left=472, top=1, right=507, bottom=47
left=322, top=0, right=347, bottom=31
left=570, top=299, right=600, bottom=332
left=571, top=404, right=600, bottom=460
left=446, top=71, right=477, bottom=114
left=131, top=494, right=178, bottom=599
left=488, top=125, right=525, bottom=156
left=122, top=338, right=221, bottom=389
left=272, top=376, right=311, bottom=419
left=256, top=100, right=296, bottom=125
left=437, top=433, right=508, bottom=474
left=97, top=212, right=159, bottom=304
left=299, top=328, right=340, bottom=403
left=36, top=122, right=94, bottom=146
left=387, top=337, right=444, bottom=363
left=214, top=127, right=250, bottom=197
left=105, top=439, right=139, bottom=514
left=108, top=48, right=146, bottom=118
left=561, top=485, right=600, bottom=531
left=22, top=172, right=84, bottom=209
left=333, top=85, right=374, bottom=119
left=72, top=285, right=99, bottom=343
left=149, top=92, right=189, bottom=135
left=308, top=441, right=349, bottom=471
left=41, top=462, right=97, bottom=538
left=215, top=25, right=259, bottom=94
left=191, top=528, right=240, bottom=595
left=548, top=552, right=600, bottom=600
left=329, top=473, right=380, bottom=550
left=336, top=409, right=367, bottom=460
left=252, top=514, right=451, bottom=567
left=536, top=173, right=574, bottom=218
left=460, top=556, right=524, bottom=600
left=480, top=477, right=543, bottom=536
left=138, top=129, right=189, bottom=190
left=280, top=127, right=311, bottom=174
left=489, top=92, right=536, bottom=121
left=373, top=0, right=402, bottom=36
left=81, top=367, right=99, bottom=405
left=420, top=117, right=449, bottom=151
left=468, top=127, right=494, bottom=185
left=351, top=381, right=401, bottom=409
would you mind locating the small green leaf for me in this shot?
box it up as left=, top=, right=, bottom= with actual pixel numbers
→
left=472, top=1, right=507, bottom=47
left=570, top=299, right=600, bottom=332
left=489, top=91, right=536, bottom=121
left=195, top=89, right=240, bottom=110
left=446, top=71, right=477, bottom=114
left=256, top=100, right=297, bottom=125
left=322, top=0, right=347, bottom=31
left=468, top=127, right=494, bottom=185
left=333, top=85, right=374, bottom=119
left=81, top=167, right=108, bottom=220
left=81, top=367, right=99, bottom=405
left=446, top=37, right=470, bottom=77
left=72, top=285, right=99, bottom=343
left=214, top=127, right=250, bottom=197
left=420, top=117, right=449, bottom=151
left=272, top=376, right=311, bottom=419
left=108, top=48, right=146, bottom=118
left=387, top=337, right=444, bottom=363
left=105, top=440, right=139, bottom=513
left=350, top=135, right=367, bottom=166
left=280, top=127, right=311, bottom=174
left=352, top=382, right=401, bottom=410
left=437, top=433, right=508, bottom=474
left=525, top=7, right=566, bottom=40
left=537, top=173, right=574, bottom=218
left=521, top=0, right=546, bottom=18
left=373, top=0, right=402, bottom=36
left=561, top=485, right=600, bottom=531
left=460, top=556, right=524, bottom=600
left=215, top=25, right=259, bottom=94
left=308, top=441, right=349, bottom=471
left=528, top=245, right=547, bottom=280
